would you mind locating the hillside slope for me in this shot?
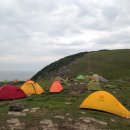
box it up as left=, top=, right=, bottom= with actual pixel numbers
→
left=32, top=49, right=130, bottom=81
left=31, top=52, right=87, bottom=80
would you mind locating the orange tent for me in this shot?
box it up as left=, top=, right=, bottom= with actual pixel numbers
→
left=50, top=81, right=63, bottom=92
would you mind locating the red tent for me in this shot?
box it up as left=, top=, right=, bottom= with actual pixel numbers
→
left=49, top=81, right=63, bottom=92
left=0, top=85, right=26, bottom=100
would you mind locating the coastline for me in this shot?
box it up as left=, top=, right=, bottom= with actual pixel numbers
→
left=0, top=71, right=36, bottom=82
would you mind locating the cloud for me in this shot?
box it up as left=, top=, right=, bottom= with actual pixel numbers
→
left=0, top=0, right=130, bottom=71
left=95, top=27, right=130, bottom=44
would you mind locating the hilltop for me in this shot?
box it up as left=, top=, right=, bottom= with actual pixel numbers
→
left=32, top=49, right=130, bottom=81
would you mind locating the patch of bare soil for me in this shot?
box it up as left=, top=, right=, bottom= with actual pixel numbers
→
left=68, top=83, right=87, bottom=96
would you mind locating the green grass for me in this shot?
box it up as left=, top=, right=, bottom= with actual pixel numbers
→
left=0, top=80, right=130, bottom=129
left=31, top=51, right=87, bottom=80
left=72, top=49, right=130, bottom=79
left=32, top=49, right=130, bottom=81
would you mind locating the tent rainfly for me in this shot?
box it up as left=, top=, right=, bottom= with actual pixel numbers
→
left=50, top=81, right=63, bottom=93
left=79, top=91, right=130, bottom=118
left=76, top=75, right=85, bottom=80
left=21, top=80, right=44, bottom=95
left=0, top=85, right=26, bottom=100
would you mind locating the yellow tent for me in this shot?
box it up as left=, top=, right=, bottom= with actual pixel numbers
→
left=79, top=91, right=130, bottom=118
left=21, top=80, right=44, bottom=95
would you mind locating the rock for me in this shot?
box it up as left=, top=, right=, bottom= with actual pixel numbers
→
left=8, top=112, right=27, bottom=116
left=30, top=109, right=37, bottom=113
left=94, top=120, right=107, bottom=125
left=40, top=119, right=53, bottom=125
left=80, top=111, right=86, bottom=114
left=66, top=113, right=70, bottom=116
left=113, top=91, right=116, bottom=93
left=104, top=85, right=116, bottom=88
left=79, top=117, right=84, bottom=120
left=31, top=107, right=40, bottom=110
left=110, top=119, right=115, bottom=122
left=74, top=122, right=96, bottom=130
left=7, top=118, right=25, bottom=130
left=90, top=118, right=107, bottom=125
left=29, top=107, right=40, bottom=113
left=86, top=90, right=91, bottom=93
left=83, top=118, right=91, bottom=123
left=40, top=119, right=58, bottom=130
left=65, top=102, right=72, bottom=105
left=23, top=108, right=30, bottom=112
left=54, top=115, right=65, bottom=119
left=79, top=117, right=107, bottom=126
left=7, top=118, right=19, bottom=124
left=79, top=82, right=86, bottom=85
left=79, top=124, right=93, bottom=130
left=9, top=104, right=24, bottom=112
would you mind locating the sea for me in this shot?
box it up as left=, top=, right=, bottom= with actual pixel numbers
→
left=0, top=71, right=36, bottom=81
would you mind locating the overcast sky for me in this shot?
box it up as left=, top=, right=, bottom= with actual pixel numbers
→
left=0, top=0, right=130, bottom=71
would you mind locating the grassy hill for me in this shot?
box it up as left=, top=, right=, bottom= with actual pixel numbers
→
left=0, top=49, right=130, bottom=129
left=32, top=49, right=130, bottom=81
left=31, top=51, right=88, bottom=80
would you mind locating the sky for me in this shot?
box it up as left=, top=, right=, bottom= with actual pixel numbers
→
left=0, top=0, right=130, bottom=71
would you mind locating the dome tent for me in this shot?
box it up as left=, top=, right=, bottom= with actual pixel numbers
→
left=76, top=75, right=85, bottom=80
left=79, top=91, right=130, bottom=118
left=21, top=80, right=44, bottom=95
left=50, top=81, right=63, bottom=93
left=0, top=85, right=26, bottom=100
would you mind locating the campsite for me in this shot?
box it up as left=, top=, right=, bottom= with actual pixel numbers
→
left=0, top=49, right=130, bottom=130
left=1, top=0, right=130, bottom=129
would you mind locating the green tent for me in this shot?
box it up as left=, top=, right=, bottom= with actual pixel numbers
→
left=76, top=75, right=85, bottom=80
left=2, top=80, right=9, bottom=83
left=87, top=80, right=101, bottom=90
